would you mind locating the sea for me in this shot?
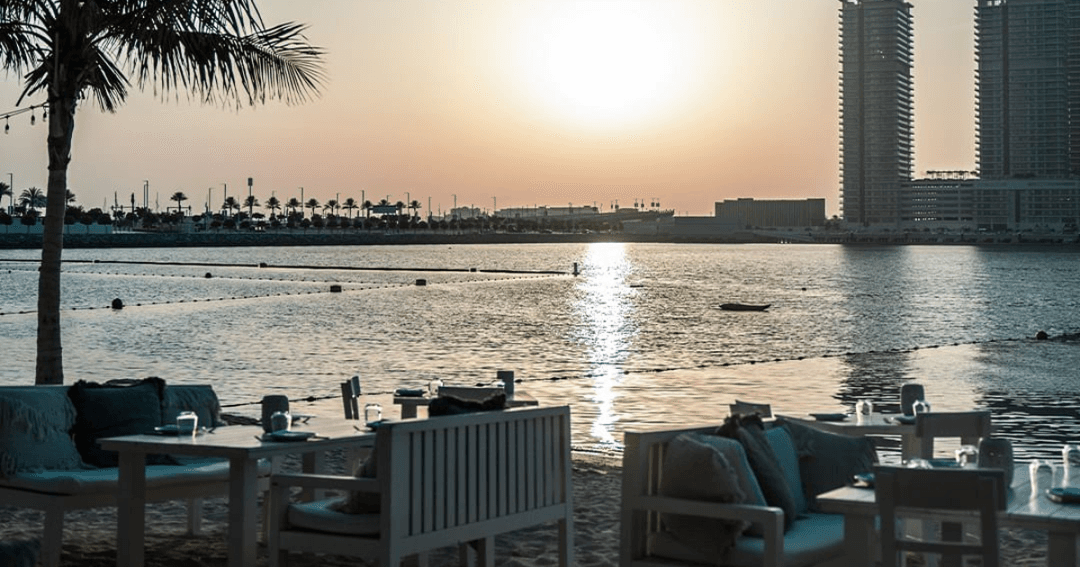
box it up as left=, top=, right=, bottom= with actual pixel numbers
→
left=2, top=242, right=1080, bottom=463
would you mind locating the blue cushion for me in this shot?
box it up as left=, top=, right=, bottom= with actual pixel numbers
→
left=765, top=426, right=808, bottom=517
left=162, top=384, right=226, bottom=428
left=68, top=378, right=170, bottom=468
left=726, top=512, right=845, bottom=567
left=690, top=433, right=766, bottom=506
left=0, top=386, right=86, bottom=477
left=777, top=418, right=878, bottom=510
left=731, top=423, right=799, bottom=530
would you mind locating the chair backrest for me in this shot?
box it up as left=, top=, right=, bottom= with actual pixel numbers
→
left=875, top=466, right=1004, bottom=567
left=374, top=405, right=573, bottom=556
left=914, top=411, right=992, bottom=459
left=341, top=376, right=361, bottom=420
left=728, top=400, right=772, bottom=418
left=438, top=385, right=504, bottom=403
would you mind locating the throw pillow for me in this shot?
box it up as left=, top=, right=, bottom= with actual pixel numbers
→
left=67, top=377, right=173, bottom=468
left=428, top=392, right=506, bottom=417
left=0, top=387, right=87, bottom=477
left=764, top=426, right=808, bottom=517
left=331, top=451, right=380, bottom=514
left=776, top=418, right=878, bottom=510
left=689, top=432, right=766, bottom=506
left=162, top=384, right=226, bottom=428
left=658, top=433, right=747, bottom=559
left=717, top=414, right=800, bottom=531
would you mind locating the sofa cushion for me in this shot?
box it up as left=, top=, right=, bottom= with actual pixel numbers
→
left=777, top=417, right=878, bottom=509
left=764, top=426, right=808, bottom=517
left=0, top=458, right=241, bottom=495
left=0, top=386, right=87, bottom=477
left=428, top=392, right=506, bottom=417
left=289, top=496, right=380, bottom=536
left=648, top=513, right=844, bottom=567
left=689, top=432, right=766, bottom=506
left=718, top=415, right=799, bottom=531
left=68, top=377, right=172, bottom=468
left=162, top=384, right=226, bottom=428
left=657, top=433, right=747, bottom=560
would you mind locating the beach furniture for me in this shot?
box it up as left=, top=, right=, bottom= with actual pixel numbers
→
left=340, top=375, right=362, bottom=420
left=620, top=418, right=869, bottom=567
left=875, top=466, right=1004, bottom=567
left=913, top=411, right=992, bottom=460
left=0, top=382, right=236, bottom=567
left=393, top=384, right=539, bottom=419
left=267, top=405, right=574, bottom=567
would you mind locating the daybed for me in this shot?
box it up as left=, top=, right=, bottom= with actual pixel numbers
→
left=620, top=416, right=878, bottom=567
left=0, top=379, right=239, bottom=567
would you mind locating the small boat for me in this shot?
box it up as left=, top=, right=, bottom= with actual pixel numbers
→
left=719, top=303, right=771, bottom=311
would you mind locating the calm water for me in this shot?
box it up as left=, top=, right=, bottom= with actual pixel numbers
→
left=2, top=243, right=1080, bottom=461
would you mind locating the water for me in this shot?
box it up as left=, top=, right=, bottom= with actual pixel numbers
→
left=2, top=243, right=1080, bottom=461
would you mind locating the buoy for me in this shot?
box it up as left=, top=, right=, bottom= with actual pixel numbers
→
left=1036, top=330, right=1049, bottom=340
left=572, top=262, right=579, bottom=276
left=259, top=262, right=268, bottom=268
left=330, top=284, right=342, bottom=293
left=205, top=272, right=212, bottom=278
left=111, top=298, right=123, bottom=310
left=416, top=279, right=427, bottom=286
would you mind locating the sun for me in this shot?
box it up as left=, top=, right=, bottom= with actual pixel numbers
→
left=516, top=2, right=696, bottom=126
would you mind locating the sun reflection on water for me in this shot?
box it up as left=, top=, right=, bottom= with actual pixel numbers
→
left=573, top=242, right=637, bottom=447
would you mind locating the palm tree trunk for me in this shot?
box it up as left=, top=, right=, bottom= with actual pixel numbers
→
left=36, top=96, right=76, bottom=385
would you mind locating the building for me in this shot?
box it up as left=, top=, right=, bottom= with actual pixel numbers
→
left=714, top=198, right=826, bottom=227
left=975, top=0, right=1080, bottom=179
left=897, top=174, right=1080, bottom=232
left=622, top=216, right=741, bottom=238
left=838, top=0, right=914, bottom=226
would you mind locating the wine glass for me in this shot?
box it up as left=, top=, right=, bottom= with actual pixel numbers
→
left=364, top=403, right=382, bottom=424
left=855, top=399, right=873, bottom=424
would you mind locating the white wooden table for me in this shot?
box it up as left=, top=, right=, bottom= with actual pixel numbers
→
left=393, top=391, right=538, bottom=419
left=99, top=420, right=374, bottom=567
left=777, top=413, right=922, bottom=459
left=817, top=463, right=1080, bottom=566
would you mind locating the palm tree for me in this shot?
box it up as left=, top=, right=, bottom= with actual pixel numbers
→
left=19, top=187, right=46, bottom=214
left=306, top=198, right=320, bottom=218
left=0, top=1, right=324, bottom=384
left=0, top=182, right=11, bottom=213
left=171, top=191, right=187, bottom=215
left=286, top=197, right=302, bottom=217
left=342, top=198, right=358, bottom=218
left=409, top=199, right=421, bottom=219
left=265, top=196, right=281, bottom=218
left=395, top=200, right=406, bottom=215
left=223, top=196, right=240, bottom=218
left=244, top=195, right=259, bottom=217
left=324, top=199, right=338, bottom=217
left=362, top=200, right=373, bottom=218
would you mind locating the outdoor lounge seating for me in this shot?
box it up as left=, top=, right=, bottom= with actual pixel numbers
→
left=913, top=411, right=992, bottom=460
left=621, top=416, right=878, bottom=567
left=0, top=381, right=240, bottom=567
left=267, top=405, right=574, bottom=567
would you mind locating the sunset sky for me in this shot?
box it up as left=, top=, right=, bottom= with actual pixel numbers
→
left=1, top=0, right=977, bottom=218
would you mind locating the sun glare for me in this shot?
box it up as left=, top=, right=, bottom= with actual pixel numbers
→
left=516, top=2, right=696, bottom=126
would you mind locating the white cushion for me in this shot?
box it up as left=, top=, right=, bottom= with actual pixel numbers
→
left=287, top=496, right=380, bottom=536
left=0, top=458, right=269, bottom=495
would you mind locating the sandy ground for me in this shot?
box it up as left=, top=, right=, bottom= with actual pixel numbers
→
left=0, top=449, right=1052, bottom=566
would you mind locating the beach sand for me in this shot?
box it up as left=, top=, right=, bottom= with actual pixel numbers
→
left=0, top=449, right=1050, bottom=566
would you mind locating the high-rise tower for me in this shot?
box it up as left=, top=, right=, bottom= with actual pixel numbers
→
left=839, top=0, right=914, bottom=225
left=976, top=0, right=1080, bottom=180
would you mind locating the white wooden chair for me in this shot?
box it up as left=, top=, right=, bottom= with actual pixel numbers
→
left=913, top=411, right=992, bottom=460
left=876, top=466, right=1005, bottom=567
left=268, top=405, right=574, bottom=567
left=340, top=375, right=361, bottom=420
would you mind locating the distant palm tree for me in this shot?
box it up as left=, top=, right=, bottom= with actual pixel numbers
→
left=409, top=199, right=421, bottom=219
left=287, top=197, right=302, bottom=217
left=244, top=195, right=260, bottom=217
left=395, top=200, right=406, bottom=215
left=171, top=192, right=187, bottom=215
left=265, top=196, right=281, bottom=218
left=1, top=0, right=324, bottom=385
left=223, top=196, right=240, bottom=217
left=19, top=187, right=46, bottom=214
left=324, top=199, right=339, bottom=217
left=363, top=200, right=373, bottom=218
left=65, top=190, right=76, bottom=205
left=0, top=182, right=11, bottom=212
left=343, top=198, right=358, bottom=218
left=306, top=198, right=320, bottom=218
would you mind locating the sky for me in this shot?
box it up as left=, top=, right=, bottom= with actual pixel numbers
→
left=0, top=0, right=978, bottom=218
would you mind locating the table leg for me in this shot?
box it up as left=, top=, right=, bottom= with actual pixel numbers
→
left=400, top=403, right=418, bottom=419
left=301, top=451, right=328, bottom=501
left=116, top=450, right=147, bottom=567
left=843, top=511, right=877, bottom=567
left=1048, top=531, right=1078, bottom=566
left=901, top=434, right=923, bottom=462
left=228, top=456, right=259, bottom=567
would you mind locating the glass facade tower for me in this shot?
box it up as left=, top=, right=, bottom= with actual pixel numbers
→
left=839, top=0, right=915, bottom=226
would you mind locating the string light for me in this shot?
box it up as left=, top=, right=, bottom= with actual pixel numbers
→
left=0, top=102, right=48, bottom=134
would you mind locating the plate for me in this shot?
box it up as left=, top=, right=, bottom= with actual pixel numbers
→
left=1047, top=487, right=1080, bottom=504
left=264, top=431, right=316, bottom=442
left=366, top=420, right=384, bottom=431
left=852, top=472, right=875, bottom=488
left=395, top=388, right=425, bottom=397
left=810, top=413, right=848, bottom=422
left=928, top=458, right=960, bottom=468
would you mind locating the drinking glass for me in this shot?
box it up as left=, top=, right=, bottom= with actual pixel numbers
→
left=365, top=403, right=382, bottom=424
left=176, top=411, right=198, bottom=438
left=1063, top=444, right=1080, bottom=487
left=427, top=379, right=443, bottom=398
left=270, top=410, right=291, bottom=432
left=955, top=445, right=979, bottom=468
left=855, top=399, right=873, bottom=424
left=905, top=458, right=933, bottom=469
left=912, top=399, right=932, bottom=416
left=1030, top=459, right=1053, bottom=499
